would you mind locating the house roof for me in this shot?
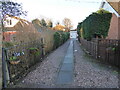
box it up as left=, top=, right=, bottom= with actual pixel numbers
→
left=53, top=24, right=65, bottom=31
left=4, top=15, right=38, bottom=33
left=4, top=21, right=33, bottom=31
left=5, top=14, right=28, bottom=22
left=106, top=0, right=120, bottom=15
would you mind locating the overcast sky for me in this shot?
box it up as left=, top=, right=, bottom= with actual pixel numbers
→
left=11, top=0, right=102, bottom=29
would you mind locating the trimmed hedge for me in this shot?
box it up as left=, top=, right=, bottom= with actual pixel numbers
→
left=77, top=22, right=82, bottom=37
left=54, top=31, right=70, bottom=49
left=77, top=9, right=112, bottom=41
left=54, top=32, right=61, bottom=48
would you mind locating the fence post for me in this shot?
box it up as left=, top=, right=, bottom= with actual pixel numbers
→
left=96, top=39, right=99, bottom=59
left=41, top=38, right=45, bottom=57
left=2, top=48, right=10, bottom=88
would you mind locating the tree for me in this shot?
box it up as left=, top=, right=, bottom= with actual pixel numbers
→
left=1, top=1, right=27, bottom=17
left=47, top=20, right=53, bottom=28
left=63, top=18, right=73, bottom=31
left=32, top=19, right=41, bottom=26
left=40, top=19, right=47, bottom=27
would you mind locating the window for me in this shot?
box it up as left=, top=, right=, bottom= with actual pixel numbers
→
left=10, top=20, right=12, bottom=25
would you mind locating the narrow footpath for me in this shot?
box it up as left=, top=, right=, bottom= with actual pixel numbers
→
left=14, top=39, right=119, bottom=88
left=56, top=40, right=74, bottom=85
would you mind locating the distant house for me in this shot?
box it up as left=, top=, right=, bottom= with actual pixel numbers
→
left=70, top=30, right=78, bottom=38
left=100, top=0, right=120, bottom=39
left=53, top=23, right=66, bottom=32
left=3, top=15, right=40, bottom=44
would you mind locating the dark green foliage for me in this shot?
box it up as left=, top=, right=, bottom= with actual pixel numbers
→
left=54, top=32, right=70, bottom=49
left=29, top=48, right=40, bottom=56
left=77, top=22, right=82, bottom=37
left=9, top=56, right=17, bottom=61
left=65, top=32, right=70, bottom=40
left=61, top=32, right=70, bottom=44
left=61, top=33, right=66, bottom=44
left=40, top=19, right=47, bottom=27
left=54, top=32, right=61, bottom=48
left=77, top=9, right=112, bottom=40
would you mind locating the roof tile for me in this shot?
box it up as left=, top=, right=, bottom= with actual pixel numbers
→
left=106, top=0, right=120, bottom=15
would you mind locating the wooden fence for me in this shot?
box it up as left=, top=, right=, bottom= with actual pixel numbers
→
left=2, top=32, right=70, bottom=87
left=80, top=38, right=120, bottom=68
left=3, top=40, right=44, bottom=85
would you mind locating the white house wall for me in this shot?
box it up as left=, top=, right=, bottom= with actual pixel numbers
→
left=4, top=17, right=19, bottom=27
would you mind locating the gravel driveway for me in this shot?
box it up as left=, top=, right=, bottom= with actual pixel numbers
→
left=14, top=39, right=119, bottom=88
left=14, top=40, right=70, bottom=88
left=72, top=40, right=119, bottom=88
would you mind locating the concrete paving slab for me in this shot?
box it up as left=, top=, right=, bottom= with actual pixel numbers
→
left=61, top=63, right=73, bottom=71
left=56, top=40, right=74, bottom=85
left=63, top=58, right=73, bottom=63
left=65, top=53, right=73, bottom=56
left=65, top=54, right=73, bottom=58
left=56, top=71, right=73, bottom=84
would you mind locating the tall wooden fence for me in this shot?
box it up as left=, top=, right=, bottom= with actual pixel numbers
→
left=80, top=38, right=120, bottom=68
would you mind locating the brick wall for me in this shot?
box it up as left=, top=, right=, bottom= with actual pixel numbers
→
left=107, top=13, right=119, bottom=39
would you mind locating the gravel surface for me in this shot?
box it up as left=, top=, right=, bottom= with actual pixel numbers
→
left=72, top=40, right=119, bottom=88
left=14, top=39, right=119, bottom=88
left=15, top=40, right=70, bottom=88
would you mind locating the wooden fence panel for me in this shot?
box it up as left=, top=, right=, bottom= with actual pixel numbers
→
left=80, top=38, right=120, bottom=69
left=6, top=40, right=43, bottom=84
left=98, top=41, right=107, bottom=62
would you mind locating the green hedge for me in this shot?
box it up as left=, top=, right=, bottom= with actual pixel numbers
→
left=61, top=33, right=66, bottom=44
left=54, top=31, right=70, bottom=49
left=77, top=22, right=82, bottom=37
left=77, top=9, right=112, bottom=41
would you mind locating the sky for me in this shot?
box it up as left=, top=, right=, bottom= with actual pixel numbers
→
left=11, top=0, right=103, bottom=29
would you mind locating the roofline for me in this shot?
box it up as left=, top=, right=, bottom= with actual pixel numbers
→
left=6, top=14, right=29, bottom=22
left=100, top=0, right=120, bottom=17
